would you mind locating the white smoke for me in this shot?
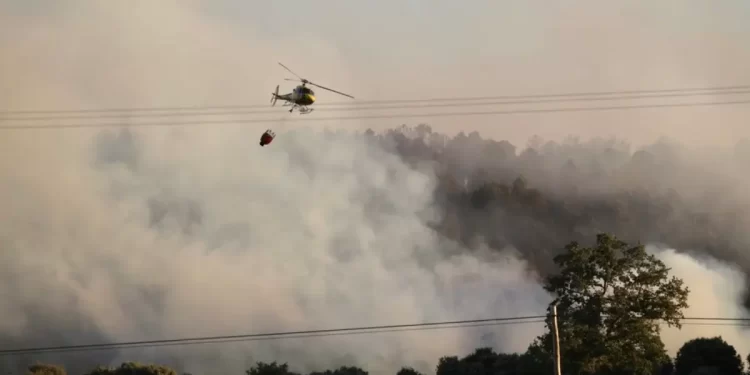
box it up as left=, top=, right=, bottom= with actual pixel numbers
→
left=650, top=246, right=750, bottom=358
left=0, top=126, right=551, bottom=375
left=0, top=3, right=554, bottom=373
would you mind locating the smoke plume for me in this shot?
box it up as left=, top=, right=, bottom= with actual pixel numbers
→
left=0, top=125, right=553, bottom=375
left=653, top=246, right=750, bottom=358
left=3, top=2, right=750, bottom=374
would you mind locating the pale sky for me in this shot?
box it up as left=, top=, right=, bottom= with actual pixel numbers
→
left=2, top=1, right=749, bottom=147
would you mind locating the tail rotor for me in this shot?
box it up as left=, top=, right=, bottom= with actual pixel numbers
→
left=270, top=85, right=279, bottom=106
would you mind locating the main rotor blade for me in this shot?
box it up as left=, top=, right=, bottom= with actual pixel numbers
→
left=308, top=81, right=355, bottom=99
left=278, top=62, right=303, bottom=80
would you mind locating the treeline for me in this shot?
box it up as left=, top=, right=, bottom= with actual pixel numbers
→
left=25, top=338, right=750, bottom=375
left=25, top=233, right=749, bottom=374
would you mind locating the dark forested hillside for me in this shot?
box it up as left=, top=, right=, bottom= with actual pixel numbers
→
left=363, top=125, right=750, bottom=303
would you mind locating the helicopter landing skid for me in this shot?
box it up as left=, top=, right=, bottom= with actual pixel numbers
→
left=290, top=106, right=314, bottom=115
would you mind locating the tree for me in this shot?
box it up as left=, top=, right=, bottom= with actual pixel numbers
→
left=674, top=337, right=743, bottom=375
left=526, top=233, right=690, bottom=375
left=396, top=367, right=423, bottom=375
left=308, top=366, right=367, bottom=375
left=517, top=343, right=552, bottom=374
left=28, top=364, right=67, bottom=375
left=435, top=356, right=463, bottom=375
left=435, top=348, right=520, bottom=375
left=246, top=362, right=300, bottom=375
left=83, top=362, right=177, bottom=375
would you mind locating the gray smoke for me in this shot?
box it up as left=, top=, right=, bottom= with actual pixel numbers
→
left=378, top=125, right=750, bottom=358
left=4, top=123, right=750, bottom=375
left=384, top=126, right=750, bottom=287
left=3, top=1, right=750, bottom=374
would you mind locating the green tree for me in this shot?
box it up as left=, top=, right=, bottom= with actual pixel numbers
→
left=435, top=356, right=463, bottom=375
left=525, top=233, right=689, bottom=375
left=517, top=343, right=552, bottom=374
left=674, top=337, right=743, bottom=375
left=83, top=362, right=177, bottom=375
left=435, top=348, right=521, bottom=375
left=396, top=367, right=423, bottom=375
left=28, top=364, right=67, bottom=375
left=308, top=366, right=368, bottom=375
left=246, top=362, right=300, bottom=375
left=87, top=362, right=177, bottom=375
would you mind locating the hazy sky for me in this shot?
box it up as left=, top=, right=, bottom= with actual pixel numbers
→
left=2, top=0, right=749, bottom=147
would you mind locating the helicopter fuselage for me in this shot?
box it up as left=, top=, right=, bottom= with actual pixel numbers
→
left=279, top=85, right=316, bottom=106
left=271, top=85, right=317, bottom=113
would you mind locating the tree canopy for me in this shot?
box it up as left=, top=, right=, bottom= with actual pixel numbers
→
left=28, top=364, right=67, bottom=375
left=244, top=362, right=368, bottom=375
left=83, top=362, right=177, bottom=375
left=396, top=367, right=424, bottom=375
left=246, top=362, right=300, bottom=375
left=309, top=366, right=368, bottom=375
left=674, top=336, right=744, bottom=375
left=436, top=347, right=521, bottom=375
left=526, top=233, right=690, bottom=375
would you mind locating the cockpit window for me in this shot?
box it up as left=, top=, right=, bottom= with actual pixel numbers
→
left=299, top=86, right=314, bottom=95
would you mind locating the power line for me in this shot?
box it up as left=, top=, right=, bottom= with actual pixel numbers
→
left=2, top=84, right=749, bottom=115
left=1, top=315, right=747, bottom=356
left=0, top=316, right=546, bottom=356
left=676, top=322, right=750, bottom=327
left=3, top=89, right=750, bottom=122
left=681, top=317, right=750, bottom=321
left=2, top=98, right=749, bottom=131
left=0, top=321, right=549, bottom=356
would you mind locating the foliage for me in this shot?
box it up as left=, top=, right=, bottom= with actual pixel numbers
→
left=526, top=233, right=690, bottom=375
left=674, top=336, right=744, bottom=375
left=244, top=362, right=366, bottom=375
left=436, top=348, right=521, bottom=375
left=396, top=367, right=424, bottom=375
left=308, top=366, right=368, bottom=375
left=27, top=364, right=67, bottom=375
left=246, top=362, right=300, bottom=375
left=83, top=362, right=177, bottom=375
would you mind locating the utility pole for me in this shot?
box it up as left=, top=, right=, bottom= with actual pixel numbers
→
left=552, top=303, right=562, bottom=375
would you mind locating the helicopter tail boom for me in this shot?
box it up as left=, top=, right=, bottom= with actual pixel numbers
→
left=270, top=85, right=279, bottom=106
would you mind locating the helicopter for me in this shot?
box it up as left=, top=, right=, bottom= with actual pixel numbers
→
left=270, top=62, right=354, bottom=114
